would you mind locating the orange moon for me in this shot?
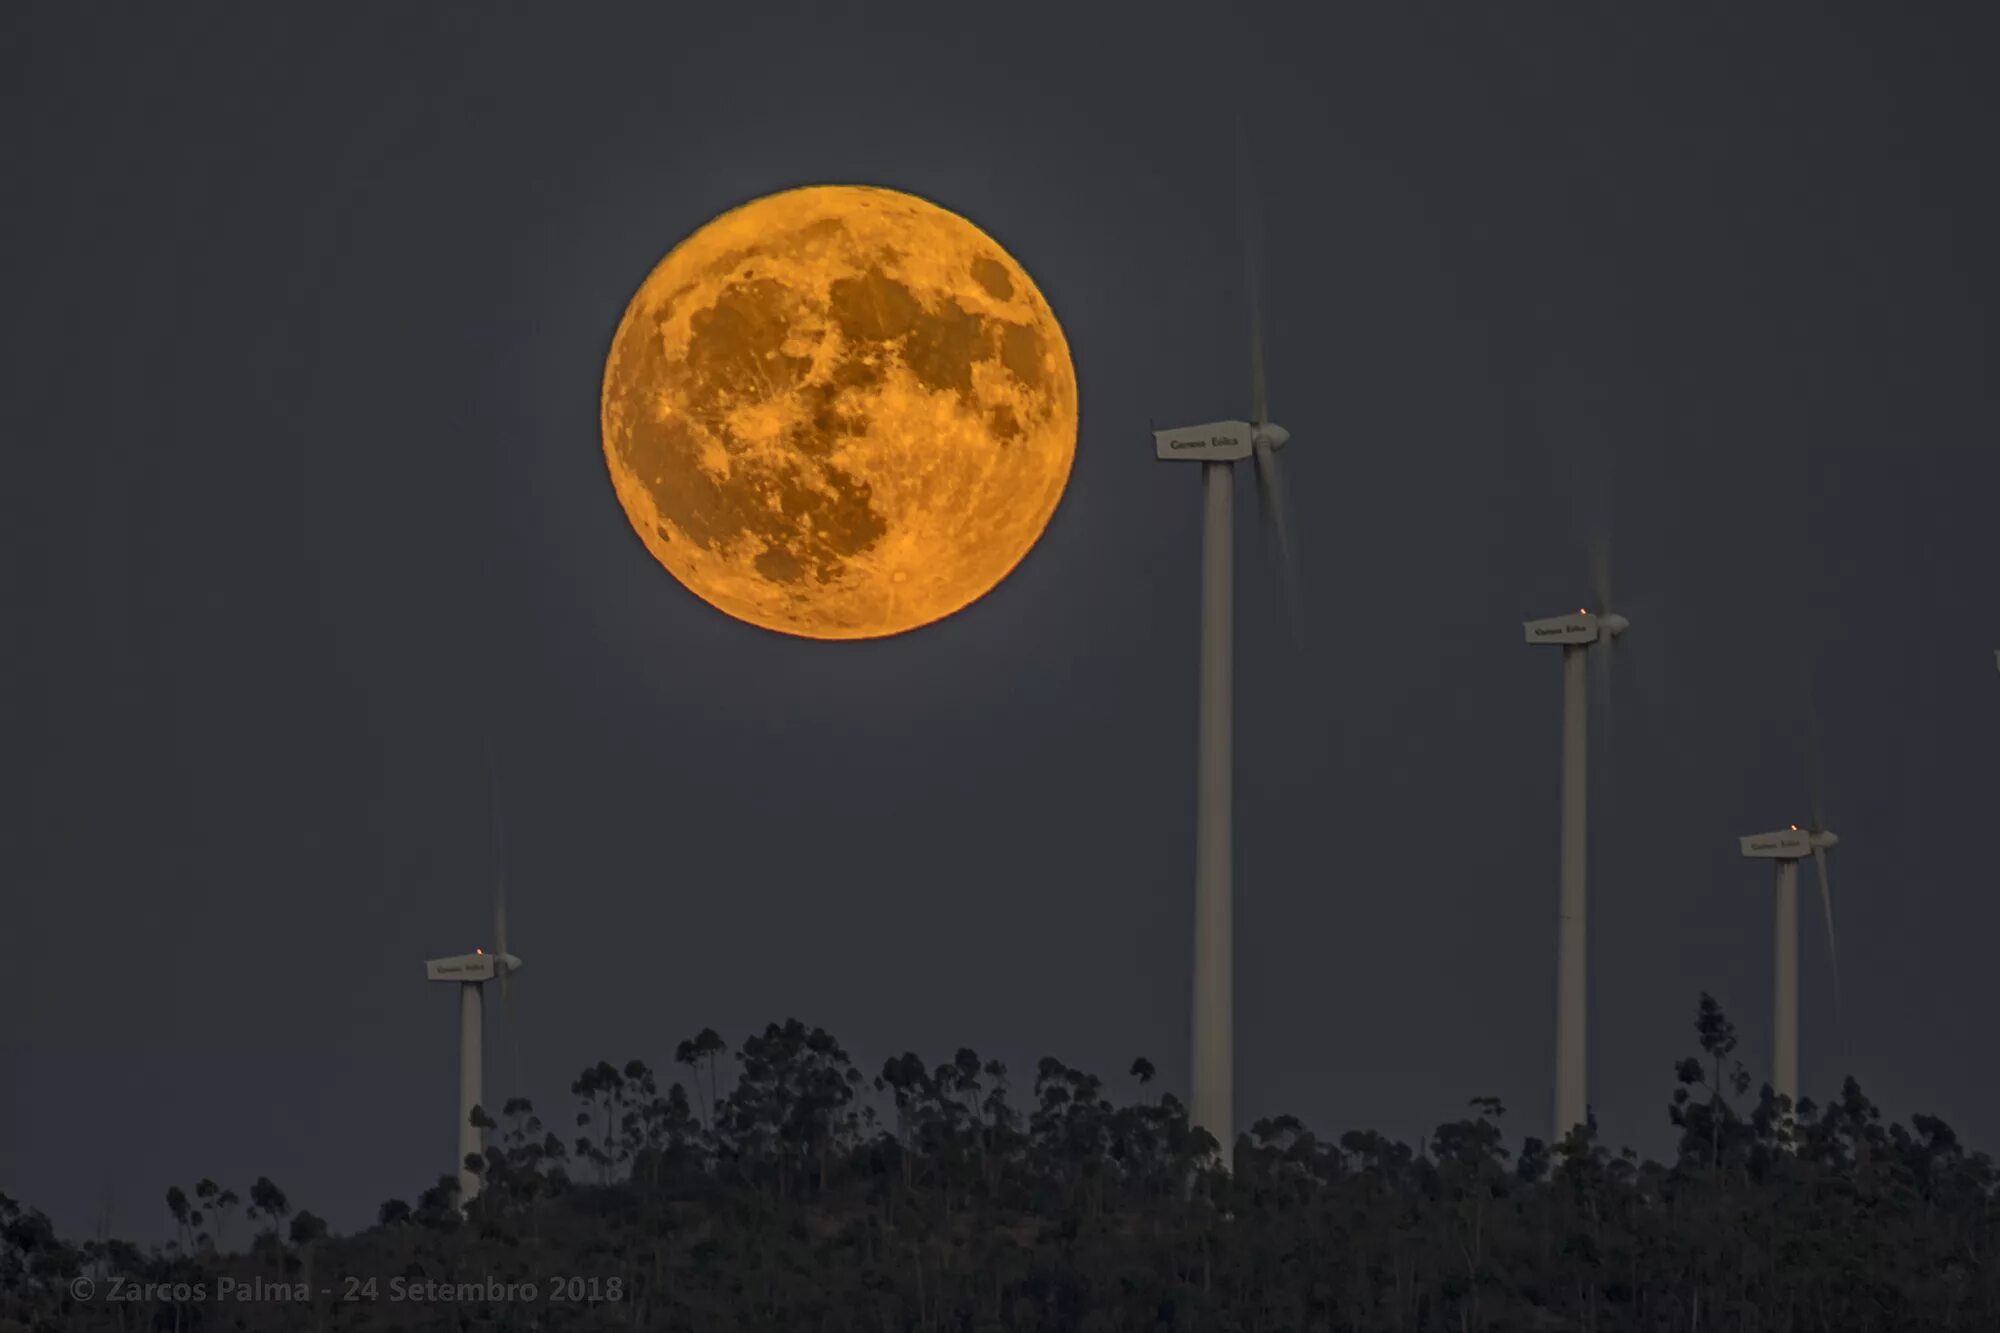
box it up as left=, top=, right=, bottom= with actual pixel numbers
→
left=600, top=186, right=1079, bottom=639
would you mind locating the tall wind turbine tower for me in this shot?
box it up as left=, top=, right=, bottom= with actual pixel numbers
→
left=424, top=943, right=519, bottom=1204
left=1149, top=120, right=1304, bottom=1159
left=424, top=726, right=521, bottom=1207
left=1522, top=561, right=1627, bottom=1145
left=1739, top=816, right=1839, bottom=1106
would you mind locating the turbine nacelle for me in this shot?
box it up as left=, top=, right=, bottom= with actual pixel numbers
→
left=1739, top=827, right=1837, bottom=860
left=1153, top=419, right=1281, bottom=462
left=425, top=951, right=523, bottom=983
left=1522, top=609, right=1628, bottom=646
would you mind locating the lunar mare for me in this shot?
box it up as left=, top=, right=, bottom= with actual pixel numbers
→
left=600, top=185, right=1079, bottom=639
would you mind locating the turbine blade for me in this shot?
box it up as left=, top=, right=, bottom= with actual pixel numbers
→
left=1812, top=844, right=1841, bottom=1018
left=1587, top=651, right=1618, bottom=941
left=1252, top=443, right=1305, bottom=649
left=482, top=704, right=511, bottom=1001
left=1803, top=662, right=1826, bottom=834
left=1235, top=113, right=1269, bottom=427
left=1808, top=727, right=1825, bottom=836
left=1587, top=534, right=1616, bottom=845
left=1594, top=612, right=1615, bottom=711
left=1592, top=630, right=1615, bottom=825
left=1589, top=532, right=1614, bottom=620
left=1249, top=283, right=1268, bottom=428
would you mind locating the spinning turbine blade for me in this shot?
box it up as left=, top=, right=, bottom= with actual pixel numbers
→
left=1804, top=661, right=1826, bottom=833
left=1584, top=536, right=1618, bottom=860
left=1235, top=113, right=1268, bottom=427
left=482, top=708, right=512, bottom=1007
left=1590, top=533, right=1618, bottom=712
left=1811, top=843, right=1841, bottom=1016
left=1589, top=531, right=1614, bottom=620
left=1803, top=679, right=1840, bottom=1020
left=1253, top=443, right=1305, bottom=648
left=1808, top=746, right=1825, bottom=838
left=1249, top=288, right=1268, bottom=427
left=1235, top=112, right=1300, bottom=646
left=1589, top=533, right=1615, bottom=730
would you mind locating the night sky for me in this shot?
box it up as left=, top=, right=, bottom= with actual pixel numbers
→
left=7, top=4, right=1996, bottom=1240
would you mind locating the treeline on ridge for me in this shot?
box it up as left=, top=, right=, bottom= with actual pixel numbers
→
left=2, top=995, right=1993, bottom=1331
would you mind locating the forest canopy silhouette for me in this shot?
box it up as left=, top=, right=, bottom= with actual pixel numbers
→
left=4, top=995, right=1991, bottom=1331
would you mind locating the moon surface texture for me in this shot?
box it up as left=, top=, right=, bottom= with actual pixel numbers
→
left=601, top=186, right=1079, bottom=639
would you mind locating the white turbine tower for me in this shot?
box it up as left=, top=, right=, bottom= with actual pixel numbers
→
left=424, top=943, right=518, bottom=1205
left=1522, top=551, right=1627, bottom=1145
left=423, top=726, right=521, bottom=1207
left=1150, top=120, right=1304, bottom=1159
left=1739, top=808, right=1840, bottom=1107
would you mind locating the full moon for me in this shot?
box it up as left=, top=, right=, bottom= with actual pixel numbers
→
left=601, top=185, right=1079, bottom=639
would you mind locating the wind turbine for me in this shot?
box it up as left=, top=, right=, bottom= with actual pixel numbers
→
left=1149, top=119, right=1304, bottom=1158
left=423, top=726, right=521, bottom=1207
left=1521, top=546, right=1627, bottom=1144
left=1739, top=798, right=1840, bottom=1108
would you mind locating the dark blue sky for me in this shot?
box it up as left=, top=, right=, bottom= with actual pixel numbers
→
left=6, top=3, right=1996, bottom=1239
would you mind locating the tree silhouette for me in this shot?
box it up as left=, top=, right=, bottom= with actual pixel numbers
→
left=675, top=1026, right=726, bottom=1128
left=243, top=1176, right=288, bottom=1236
